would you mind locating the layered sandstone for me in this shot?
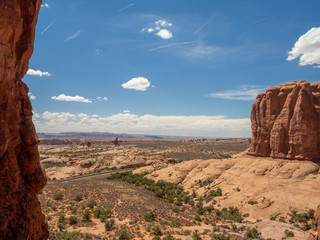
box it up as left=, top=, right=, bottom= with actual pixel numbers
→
left=248, top=80, right=320, bottom=161
left=0, top=0, right=48, bottom=239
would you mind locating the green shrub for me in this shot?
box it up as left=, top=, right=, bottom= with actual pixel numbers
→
left=54, top=192, right=63, bottom=200
left=285, top=230, right=294, bottom=237
left=144, top=211, right=155, bottom=222
left=117, top=229, right=131, bottom=240
left=86, top=200, right=96, bottom=209
left=82, top=209, right=91, bottom=222
left=69, top=216, right=78, bottom=225
left=74, top=193, right=83, bottom=202
left=105, top=219, right=115, bottom=231
left=215, top=207, right=243, bottom=222
left=212, top=234, right=230, bottom=240
left=59, top=215, right=65, bottom=223
left=245, top=228, right=260, bottom=238
left=192, top=230, right=201, bottom=240
left=162, top=234, right=175, bottom=240
left=152, top=226, right=162, bottom=236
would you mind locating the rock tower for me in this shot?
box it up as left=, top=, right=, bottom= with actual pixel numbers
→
left=249, top=80, right=320, bottom=161
left=0, top=0, right=48, bottom=239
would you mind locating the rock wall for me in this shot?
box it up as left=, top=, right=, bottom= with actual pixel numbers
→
left=248, top=80, right=320, bottom=161
left=0, top=0, right=48, bottom=239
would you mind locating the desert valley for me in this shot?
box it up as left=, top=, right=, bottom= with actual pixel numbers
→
left=1, top=1, right=320, bottom=240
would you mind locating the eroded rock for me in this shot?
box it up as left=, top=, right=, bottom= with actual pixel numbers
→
left=249, top=80, right=320, bottom=160
left=0, top=0, right=48, bottom=239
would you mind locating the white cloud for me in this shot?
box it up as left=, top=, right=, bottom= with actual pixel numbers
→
left=142, top=19, right=173, bottom=39
left=156, top=29, right=173, bottom=40
left=121, top=77, right=151, bottom=91
left=27, top=68, right=52, bottom=77
left=209, top=86, right=264, bottom=101
left=65, top=30, right=82, bottom=42
left=123, top=110, right=131, bottom=113
left=51, top=94, right=92, bottom=103
left=287, top=27, right=320, bottom=68
left=97, top=96, right=108, bottom=101
left=41, top=3, right=49, bottom=8
left=34, top=112, right=251, bottom=137
left=95, top=49, right=103, bottom=55
left=155, top=20, right=172, bottom=27
left=28, top=93, right=36, bottom=100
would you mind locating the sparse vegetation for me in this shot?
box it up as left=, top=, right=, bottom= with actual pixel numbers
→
left=108, top=171, right=193, bottom=205
left=215, top=207, right=243, bottom=222
left=245, top=228, right=260, bottom=238
left=54, top=192, right=64, bottom=200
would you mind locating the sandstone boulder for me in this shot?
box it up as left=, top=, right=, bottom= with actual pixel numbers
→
left=0, top=0, right=48, bottom=239
left=249, top=80, right=320, bottom=160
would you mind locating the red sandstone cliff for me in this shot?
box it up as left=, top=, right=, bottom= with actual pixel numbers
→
left=248, top=80, right=320, bottom=161
left=0, top=0, right=48, bottom=239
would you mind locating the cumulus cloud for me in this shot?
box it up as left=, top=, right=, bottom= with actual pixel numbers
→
left=142, top=19, right=173, bottom=40
left=123, top=110, right=131, bottom=113
left=121, top=77, right=151, bottom=91
left=28, top=93, right=36, bottom=100
left=51, top=94, right=92, bottom=103
left=287, top=27, right=320, bottom=68
left=34, top=111, right=251, bottom=137
left=41, top=3, right=49, bottom=8
left=209, top=86, right=264, bottom=101
left=97, top=96, right=108, bottom=101
left=156, top=29, right=173, bottom=40
left=155, top=20, right=172, bottom=27
left=65, top=30, right=82, bottom=42
left=27, top=68, right=52, bottom=77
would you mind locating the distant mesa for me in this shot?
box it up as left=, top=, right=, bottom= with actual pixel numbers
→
left=249, top=80, right=320, bottom=161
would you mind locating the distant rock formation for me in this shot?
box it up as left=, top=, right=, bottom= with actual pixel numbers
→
left=249, top=80, right=320, bottom=161
left=0, top=0, right=48, bottom=239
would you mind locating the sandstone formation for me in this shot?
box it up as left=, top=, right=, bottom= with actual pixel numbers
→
left=249, top=80, right=320, bottom=161
left=0, top=0, right=48, bottom=239
left=135, top=155, right=320, bottom=222
left=309, top=205, right=320, bottom=240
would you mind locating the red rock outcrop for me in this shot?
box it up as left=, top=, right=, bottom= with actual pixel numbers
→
left=308, top=205, right=320, bottom=240
left=0, top=0, right=48, bottom=239
left=248, top=80, right=320, bottom=161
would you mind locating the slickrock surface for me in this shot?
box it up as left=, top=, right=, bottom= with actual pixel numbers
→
left=135, top=154, right=320, bottom=221
left=0, top=0, right=48, bottom=239
left=249, top=80, right=320, bottom=160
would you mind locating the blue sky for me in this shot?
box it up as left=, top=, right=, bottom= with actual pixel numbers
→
left=25, top=0, right=320, bottom=137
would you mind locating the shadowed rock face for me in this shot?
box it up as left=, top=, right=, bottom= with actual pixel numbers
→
left=249, top=80, right=320, bottom=161
left=308, top=206, right=320, bottom=240
left=0, top=0, right=48, bottom=239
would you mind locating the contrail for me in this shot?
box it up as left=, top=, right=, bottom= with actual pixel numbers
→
left=150, top=41, right=197, bottom=51
left=41, top=19, right=56, bottom=35
left=195, top=17, right=213, bottom=34
left=119, top=3, right=135, bottom=12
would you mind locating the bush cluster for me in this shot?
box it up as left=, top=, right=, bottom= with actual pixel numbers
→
left=108, top=172, right=193, bottom=205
